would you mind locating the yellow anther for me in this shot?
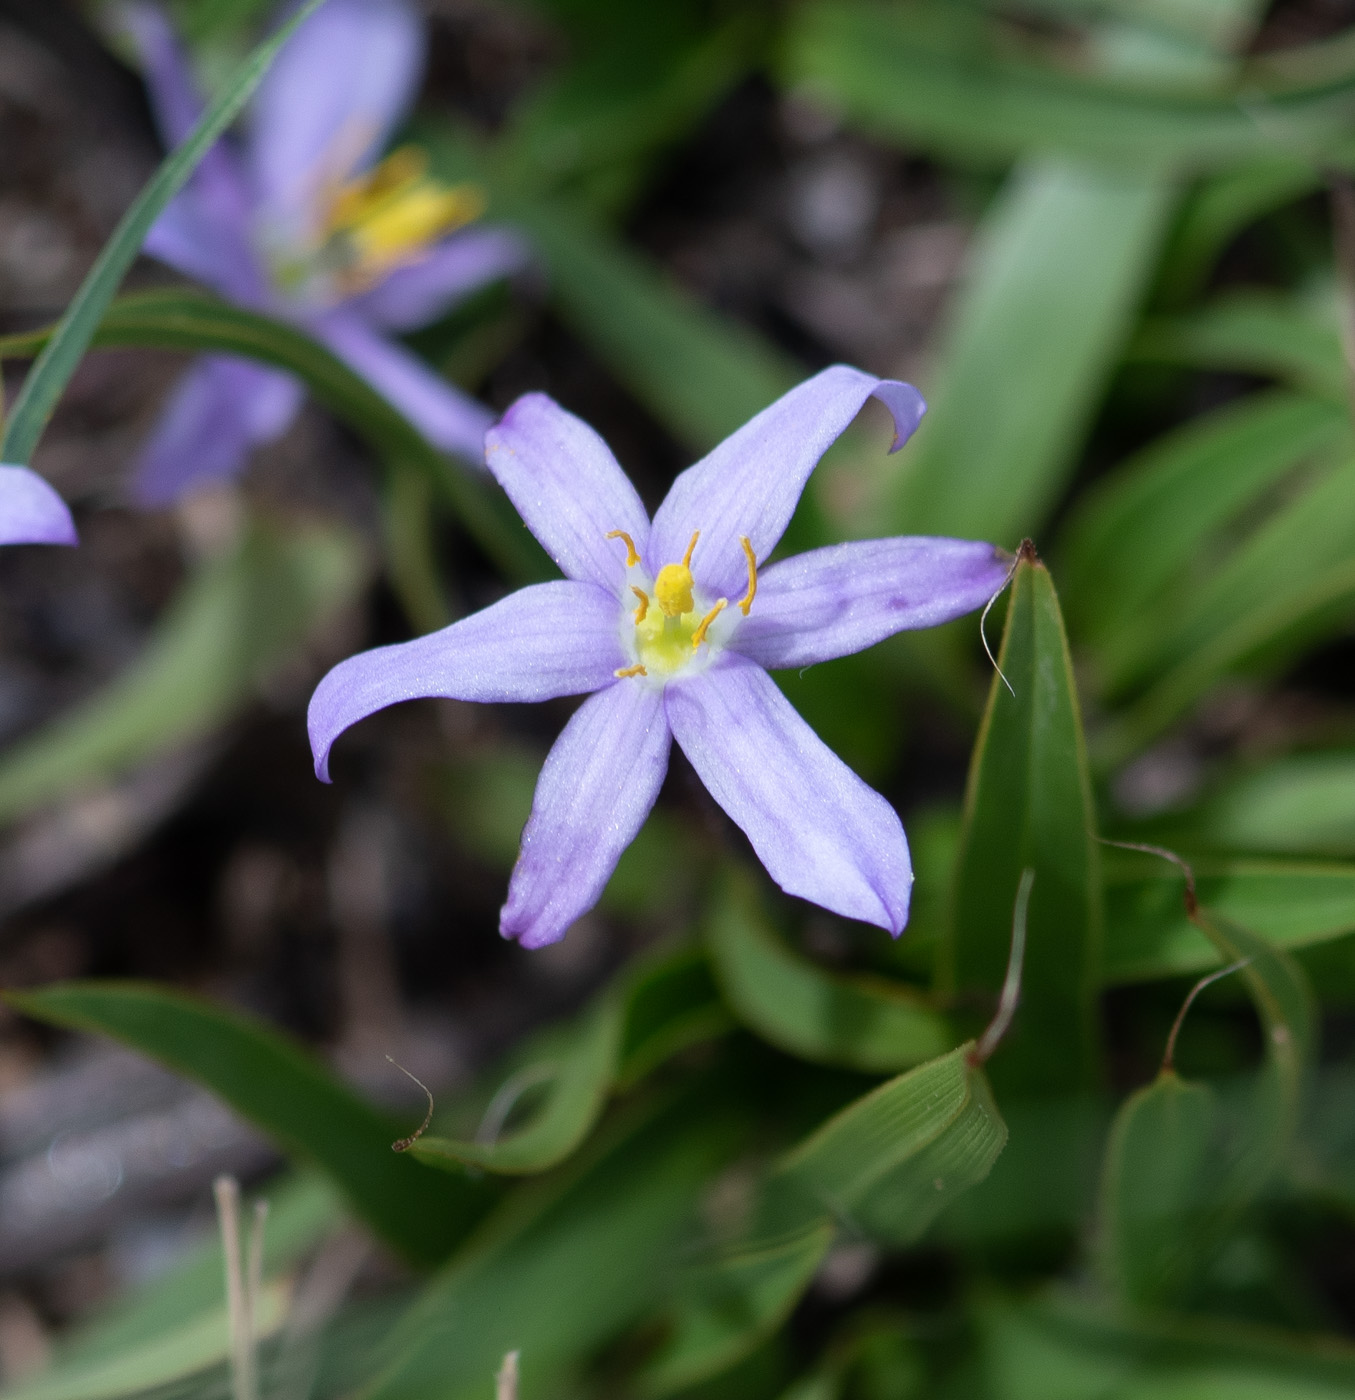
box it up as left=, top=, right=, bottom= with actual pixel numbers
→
left=325, top=146, right=486, bottom=288
left=631, top=586, right=650, bottom=624
left=737, top=535, right=758, bottom=616
left=615, top=663, right=647, bottom=679
left=691, top=599, right=727, bottom=650
left=606, top=530, right=640, bottom=568
left=655, top=563, right=694, bottom=618
left=682, top=531, right=700, bottom=568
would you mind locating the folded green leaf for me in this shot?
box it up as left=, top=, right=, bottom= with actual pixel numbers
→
left=3, top=981, right=486, bottom=1266
left=944, top=552, right=1103, bottom=1095
left=777, top=1044, right=1007, bottom=1245
left=410, top=997, right=623, bottom=1175
left=706, top=867, right=953, bottom=1073
left=0, top=0, right=323, bottom=465
left=883, top=158, right=1173, bottom=546
left=0, top=290, right=544, bottom=584
left=0, top=516, right=362, bottom=825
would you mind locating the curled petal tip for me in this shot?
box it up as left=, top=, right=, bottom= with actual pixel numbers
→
left=0, top=465, right=78, bottom=546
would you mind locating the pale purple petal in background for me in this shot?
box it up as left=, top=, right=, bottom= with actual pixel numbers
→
left=648, top=366, right=926, bottom=599
left=250, top=0, right=423, bottom=238
left=309, top=580, right=626, bottom=781
left=501, top=681, right=671, bottom=948
left=126, top=4, right=265, bottom=304
left=143, top=193, right=269, bottom=306
left=665, top=654, right=912, bottom=934
left=349, top=227, right=532, bottom=332
left=0, top=465, right=77, bottom=546
left=133, top=355, right=302, bottom=506
left=734, top=538, right=1011, bottom=670
left=313, top=311, right=491, bottom=463
left=484, top=392, right=651, bottom=593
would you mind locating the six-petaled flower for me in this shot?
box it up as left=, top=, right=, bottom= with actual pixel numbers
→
left=309, top=366, right=1010, bottom=949
left=127, top=0, right=529, bottom=505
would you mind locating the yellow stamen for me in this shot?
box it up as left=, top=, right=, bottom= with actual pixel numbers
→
left=631, top=586, right=650, bottom=624
left=691, top=599, right=727, bottom=650
left=682, top=531, right=700, bottom=567
left=737, top=535, right=758, bottom=616
left=606, top=530, right=640, bottom=568
left=615, top=663, right=647, bottom=679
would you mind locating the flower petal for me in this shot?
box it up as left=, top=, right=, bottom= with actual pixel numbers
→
left=313, top=311, right=491, bottom=464
left=249, top=0, right=422, bottom=239
left=0, top=466, right=77, bottom=546
left=665, top=654, right=912, bottom=934
left=348, top=227, right=532, bottom=332
left=132, top=355, right=302, bottom=506
left=501, top=680, right=670, bottom=948
left=485, top=393, right=651, bottom=592
left=734, top=537, right=1011, bottom=669
left=124, top=5, right=265, bottom=304
left=648, top=366, right=926, bottom=598
left=309, top=580, right=625, bottom=781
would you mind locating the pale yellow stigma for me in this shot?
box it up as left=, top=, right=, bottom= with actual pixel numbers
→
left=691, top=599, right=727, bottom=650
left=654, top=531, right=700, bottom=618
left=630, top=586, right=650, bottom=624
left=606, top=530, right=641, bottom=568
left=614, top=663, right=647, bottom=678
left=324, top=146, right=486, bottom=289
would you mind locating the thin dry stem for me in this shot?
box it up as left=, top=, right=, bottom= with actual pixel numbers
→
left=496, top=1351, right=520, bottom=1400
left=971, top=867, right=1035, bottom=1065
left=214, top=1176, right=255, bottom=1400
left=1099, top=837, right=1199, bottom=919
left=1162, top=957, right=1253, bottom=1072
left=386, top=1055, right=435, bottom=1152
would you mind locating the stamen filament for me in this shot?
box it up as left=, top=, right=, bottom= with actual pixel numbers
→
left=631, top=586, right=650, bottom=624
left=615, top=663, right=647, bottom=678
left=682, top=531, right=700, bottom=568
left=738, top=536, right=757, bottom=616
left=606, top=530, right=640, bottom=568
left=691, top=599, right=727, bottom=650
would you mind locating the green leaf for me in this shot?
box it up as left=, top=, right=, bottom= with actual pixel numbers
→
left=0, top=289, right=545, bottom=585
left=706, top=867, right=953, bottom=1073
left=1128, top=293, right=1347, bottom=401
left=365, top=1087, right=741, bottom=1400
left=410, top=996, right=623, bottom=1175
left=776, top=1044, right=1008, bottom=1246
left=640, top=1223, right=834, bottom=1397
left=0, top=0, right=322, bottom=465
left=615, top=946, right=732, bottom=1090
left=1058, top=390, right=1350, bottom=652
left=0, top=516, right=363, bottom=825
left=1175, top=750, right=1355, bottom=855
left=1104, top=855, right=1355, bottom=981
left=944, top=553, right=1104, bottom=1094
left=780, top=0, right=1355, bottom=171
left=883, top=158, right=1174, bottom=545
left=3, top=982, right=486, bottom=1267
left=1098, top=1070, right=1221, bottom=1305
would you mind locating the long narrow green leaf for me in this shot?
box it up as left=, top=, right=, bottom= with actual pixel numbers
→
left=944, top=552, right=1103, bottom=1094
left=0, top=0, right=322, bottom=465
left=883, top=158, right=1173, bottom=545
left=0, top=290, right=544, bottom=584
left=781, top=0, right=1355, bottom=170
left=1104, top=854, right=1355, bottom=981
left=706, top=868, right=953, bottom=1073
left=0, top=517, right=362, bottom=824
left=3, top=982, right=487, bottom=1267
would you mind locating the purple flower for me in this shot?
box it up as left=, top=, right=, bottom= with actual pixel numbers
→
left=127, top=0, right=529, bottom=505
left=0, top=465, right=77, bottom=546
left=309, top=366, right=1010, bottom=948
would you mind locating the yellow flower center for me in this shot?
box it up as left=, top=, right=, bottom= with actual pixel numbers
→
left=319, top=146, right=486, bottom=293
left=606, top=530, right=757, bottom=682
